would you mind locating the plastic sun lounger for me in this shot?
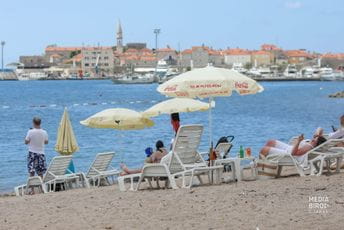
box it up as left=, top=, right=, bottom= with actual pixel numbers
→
left=117, top=125, right=223, bottom=191
left=14, top=176, right=46, bottom=196
left=14, top=155, right=82, bottom=195
left=82, top=152, right=120, bottom=187
left=266, top=138, right=344, bottom=177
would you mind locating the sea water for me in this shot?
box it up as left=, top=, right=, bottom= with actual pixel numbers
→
left=0, top=80, right=343, bottom=192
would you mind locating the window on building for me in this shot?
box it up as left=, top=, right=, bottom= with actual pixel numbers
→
left=85, top=63, right=89, bottom=66
left=104, top=56, right=109, bottom=60
left=104, top=63, right=109, bottom=66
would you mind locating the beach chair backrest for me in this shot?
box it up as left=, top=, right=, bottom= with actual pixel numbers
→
left=43, top=156, right=72, bottom=183
left=169, top=125, right=203, bottom=173
left=216, top=142, right=232, bottom=159
left=308, top=138, right=344, bottom=160
left=87, top=152, right=115, bottom=177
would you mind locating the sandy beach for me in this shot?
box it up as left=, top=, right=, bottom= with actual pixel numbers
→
left=1, top=169, right=344, bottom=230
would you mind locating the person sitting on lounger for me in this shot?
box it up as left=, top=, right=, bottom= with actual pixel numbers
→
left=260, top=130, right=327, bottom=166
left=120, top=140, right=168, bottom=175
left=328, top=114, right=344, bottom=140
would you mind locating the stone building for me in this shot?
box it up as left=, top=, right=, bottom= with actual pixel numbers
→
left=321, top=53, right=344, bottom=68
left=19, top=55, right=51, bottom=68
left=284, top=50, right=312, bottom=64
left=118, top=48, right=157, bottom=67
left=81, top=47, right=115, bottom=76
left=126, top=43, right=147, bottom=50
left=156, top=47, right=177, bottom=61
left=224, top=48, right=251, bottom=66
left=180, top=46, right=224, bottom=68
left=45, top=46, right=81, bottom=64
left=261, top=44, right=286, bottom=64
left=251, top=50, right=272, bottom=66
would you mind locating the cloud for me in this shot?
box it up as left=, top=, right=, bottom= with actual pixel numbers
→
left=284, top=1, right=302, bottom=9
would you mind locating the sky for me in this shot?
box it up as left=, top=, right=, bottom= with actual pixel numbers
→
left=0, top=0, right=343, bottom=63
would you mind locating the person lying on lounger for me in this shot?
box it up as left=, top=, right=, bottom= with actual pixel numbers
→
left=120, top=140, right=168, bottom=175
left=259, top=129, right=327, bottom=163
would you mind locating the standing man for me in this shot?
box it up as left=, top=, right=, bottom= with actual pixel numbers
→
left=25, top=117, right=49, bottom=177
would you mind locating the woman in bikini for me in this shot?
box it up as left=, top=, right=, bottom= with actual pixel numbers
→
left=120, top=140, right=168, bottom=175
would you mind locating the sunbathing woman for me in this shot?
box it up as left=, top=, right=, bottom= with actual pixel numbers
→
left=120, top=140, right=168, bottom=175
left=260, top=130, right=327, bottom=166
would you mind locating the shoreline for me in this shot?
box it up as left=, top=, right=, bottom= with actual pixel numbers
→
left=1, top=77, right=344, bottom=82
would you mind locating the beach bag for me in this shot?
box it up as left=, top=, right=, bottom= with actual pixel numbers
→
left=257, top=159, right=278, bottom=180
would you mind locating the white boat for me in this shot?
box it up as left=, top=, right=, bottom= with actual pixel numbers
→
left=0, top=69, right=17, bottom=80
left=300, top=66, right=321, bottom=78
left=258, top=67, right=272, bottom=78
left=312, top=66, right=321, bottom=78
left=283, top=65, right=298, bottom=78
left=333, top=71, right=344, bottom=81
left=300, top=67, right=314, bottom=78
left=112, top=73, right=155, bottom=84
left=247, top=67, right=261, bottom=77
left=247, top=66, right=271, bottom=78
left=17, top=72, right=46, bottom=81
left=320, top=67, right=336, bottom=81
left=155, top=59, right=180, bottom=83
left=231, top=63, right=247, bottom=74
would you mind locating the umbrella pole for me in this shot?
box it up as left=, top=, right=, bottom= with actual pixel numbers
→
left=208, top=97, right=213, bottom=148
left=209, top=97, right=214, bottom=183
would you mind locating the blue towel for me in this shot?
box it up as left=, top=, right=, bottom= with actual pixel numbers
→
left=66, top=160, right=75, bottom=174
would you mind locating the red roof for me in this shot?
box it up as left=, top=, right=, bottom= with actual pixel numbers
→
left=72, top=53, right=82, bottom=62
left=181, top=49, right=192, bottom=54
left=284, top=50, right=311, bottom=58
left=82, top=46, right=113, bottom=51
left=251, top=50, right=271, bottom=56
left=45, top=46, right=82, bottom=52
left=224, top=48, right=250, bottom=55
left=157, top=47, right=176, bottom=52
left=261, top=44, right=281, bottom=51
left=322, top=53, right=344, bottom=59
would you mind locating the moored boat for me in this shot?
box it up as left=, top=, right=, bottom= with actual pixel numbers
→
left=112, top=73, right=155, bottom=84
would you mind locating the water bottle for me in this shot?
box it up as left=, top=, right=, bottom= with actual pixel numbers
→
left=239, top=145, right=244, bottom=158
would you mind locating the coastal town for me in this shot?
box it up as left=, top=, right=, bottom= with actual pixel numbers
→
left=1, top=0, right=344, bottom=229
left=1, top=21, right=344, bottom=82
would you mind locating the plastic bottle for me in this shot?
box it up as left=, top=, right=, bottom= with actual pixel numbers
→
left=239, top=145, right=244, bottom=158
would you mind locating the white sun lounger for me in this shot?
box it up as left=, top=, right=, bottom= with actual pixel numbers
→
left=117, top=125, right=223, bottom=191
left=266, top=138, right=344, bottom=177
left=14, top=176, right=46, bottom=196
left=14, top=155, right=81, bottom=195
left=83, top=152, right=120, bottom=187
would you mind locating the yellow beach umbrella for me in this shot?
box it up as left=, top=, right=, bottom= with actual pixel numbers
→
left=55, top=108, right=79, bottom=155
left=142, top=98, right=210, bottom=117
left=80, top=108, right=154, bottom=130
